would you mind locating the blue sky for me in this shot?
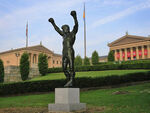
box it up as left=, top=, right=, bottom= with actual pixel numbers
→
left=0, top=0, right=150, bottom=58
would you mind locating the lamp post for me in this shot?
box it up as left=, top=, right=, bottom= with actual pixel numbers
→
left=15, top=53, right=20, bottom=67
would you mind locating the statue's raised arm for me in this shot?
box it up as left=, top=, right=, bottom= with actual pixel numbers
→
left=71, top=11, right=78, bottom=34
left=48, top=18, right=63, bottom=36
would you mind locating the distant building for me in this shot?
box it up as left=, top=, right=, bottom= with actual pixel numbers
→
left=108, top=33, right=150, bottom=61
left=89, top=55, right=108, bottom=64
left=99, top=56, right=108, bottom=62
left=0, top=44, right=62, bottom=68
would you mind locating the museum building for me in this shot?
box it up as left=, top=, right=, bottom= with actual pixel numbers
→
left=0, top=44, right=62, bottom=68
left=108, top=33, right=150, bottom=61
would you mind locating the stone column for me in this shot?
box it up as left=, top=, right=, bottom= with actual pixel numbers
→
left=30, top=53, right=33, bottom=67
left=120, top=49, right=123, bottom=61
left=142, top=46, right=145, bottom=59
left=35, top=54, right=37, bottom=64
left=124, top=48, right=127, bottom=61
left=131, top=47, right=133, bottom=60
left=147, top=45, right=150, bottom=58
left=36, top=54, right=39, bottom=64
left=114, top=50, right=117, bottom=61
left=136, top=47, right=139, bottom=60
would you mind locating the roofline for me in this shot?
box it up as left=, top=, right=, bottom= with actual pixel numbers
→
left=0, top=44, right=53, bottom=55
left=53, top=53, right=62, bottom=57
left=99, top=55, right=108, bottom=58
left=108, top=34, right=150, bottom=47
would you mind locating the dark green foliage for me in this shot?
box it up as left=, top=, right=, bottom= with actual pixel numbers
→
left=108, top=50, right=114, bottom=61
left=38, top=53, right=48, bottom=76
left=20, top=53, right=29, bottom=81
left=48, top=67, right=63, bottom=73
left=83, top=57, right=90, bottom=65
left=92, top=50, right=99, bottom=65
left=48, top=62, right=150, bottom=73
left=75, top=55, right=82, bottom=66
left=0, top=71, right=150, bottom=96
left=0, top=59, right=4, bottom=83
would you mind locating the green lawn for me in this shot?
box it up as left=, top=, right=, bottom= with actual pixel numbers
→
left=0, top=82, right=150, bottom=113
left=31, top=69, right=150, bottom=81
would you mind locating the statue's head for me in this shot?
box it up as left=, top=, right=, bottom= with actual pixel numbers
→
left=61, top=25, right=70, bottom=33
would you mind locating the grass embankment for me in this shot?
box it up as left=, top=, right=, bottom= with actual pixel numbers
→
left=0, top=82, right=150, bottom=113
left=31, top=69, right=150, bottom=81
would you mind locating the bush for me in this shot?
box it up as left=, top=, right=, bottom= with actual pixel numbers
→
left=48, top=67, right=63, bottom=73
left=92, top=50, right=99, bottom=65
left=38, top=53, right=48, bottom=76
left=0, top=59, right=4, bottom=83
left=20, top=53, right=29, bottom=81
left=108, top=50, right=114, bottom=61
left=83, top=57, right=90, bottom=65
left=75, top=55, right=82, bottom=66
left=48, top=62, right=150, bottom=73
left=0, top=71, right=150, bottom=96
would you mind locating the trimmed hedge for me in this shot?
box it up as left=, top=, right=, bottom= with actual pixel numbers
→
left=0, top=71, right=150, bottom=96
left=0, top=59, right=4, bottom=83
left=20, top=53, right=29, bottom=81
left=48, top=62, right=150, bottom=73
left=38, top=53, right=48, bottom=76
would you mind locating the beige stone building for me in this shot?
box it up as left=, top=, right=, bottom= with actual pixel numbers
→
left=99, top=56, right=108, bottom=62
left=0, top=44, right=62, bottom=68
left=108, top=34, right=150, bottom=61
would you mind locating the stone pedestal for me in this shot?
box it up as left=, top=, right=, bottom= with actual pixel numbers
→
left=48, top=88, right=86, bottom=112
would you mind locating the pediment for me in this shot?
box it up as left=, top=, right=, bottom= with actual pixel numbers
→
left=26, top=45, right=54, bottom=54
left=108, top=35, right=148, bottom=47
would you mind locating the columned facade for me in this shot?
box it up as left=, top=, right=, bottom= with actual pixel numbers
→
left=108, top=34, right=150, bottom=61
left=0, top=45, right=62, bottom=68
left=113, top=45, right=150, bottom=61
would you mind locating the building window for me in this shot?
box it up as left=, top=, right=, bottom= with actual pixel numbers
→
left=53, top=60, right=55, bottom=64
left=7, top=61, right=10, bottom=64
left=57, top=61, right=58, bottom=64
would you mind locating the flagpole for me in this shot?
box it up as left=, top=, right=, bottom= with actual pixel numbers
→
left=26, top=21, right=28, bottom=48
left=83, top=3, right=86, bottom=58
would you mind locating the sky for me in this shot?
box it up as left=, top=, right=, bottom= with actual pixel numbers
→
left=0, top=0, right=150, bottom=58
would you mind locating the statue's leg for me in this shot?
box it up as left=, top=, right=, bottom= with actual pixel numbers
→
left=68, top=50, right=75, bottom=86
left=64, top=50, right=75, bottom=87
left=69, top=57, right=75, bottom=78
left=62, top=57, right=70, bottom=81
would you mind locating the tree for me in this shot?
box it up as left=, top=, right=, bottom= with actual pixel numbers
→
left=0, top=59, right=4, bottom=83
left=108, top=50, right=114, bottom=61
left=92, top=50, right=99, bottom=65
left=83, top=57, right=90, bottom=65
left=20, top=53, right=30, bottom=81
left=74, top=55, right=82, bottom=66
left=38, top=53, right=48, bottom=76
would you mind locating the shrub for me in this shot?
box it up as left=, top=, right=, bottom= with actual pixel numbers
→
left=75, top=55, right=82, bottom=66
left=83, top=57, right=90, bottom=65
left=48, top=67, right=63, bottom=73
left=20, top=53, right=29, bottom=81
left=0, top=59, right=4, bottom=83
left=108, top=50, right=114, bottom=61
left=92, top=50, right=99, bottom=65
left=48, top=62, right=150, bottom=73
left=0, top=71, right=150, bottom=96
left=38, top=53, right=48, bottom=76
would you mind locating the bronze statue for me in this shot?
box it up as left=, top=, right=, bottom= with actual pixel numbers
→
left=48, top=11, right=78, bottom=87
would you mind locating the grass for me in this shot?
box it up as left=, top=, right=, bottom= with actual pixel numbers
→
left=0, top=82, right=150, bottom=113
left=31, top=69, right=150, bottom=81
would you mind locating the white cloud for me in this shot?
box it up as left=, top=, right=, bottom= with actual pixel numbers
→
left=0, top=0, right=89, bottom=32
left=92, top=1, right=150, bottom=28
